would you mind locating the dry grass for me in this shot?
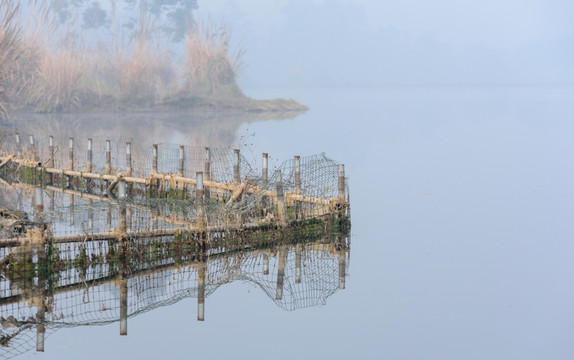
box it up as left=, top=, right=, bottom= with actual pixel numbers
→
left=185, top=17, right=245, bottom=96
left=0, top=2, right=23, bottom=120
left=115, top=37, right=175, bottom=104
left=31, top=46, right=86, bottom=112
left=0, top=0, right=56, bottom=115
left=1, top=4, right=258, bottom=114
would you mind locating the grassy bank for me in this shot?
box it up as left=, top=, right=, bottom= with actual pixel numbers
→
left=0, top=2, right=306, bottom=120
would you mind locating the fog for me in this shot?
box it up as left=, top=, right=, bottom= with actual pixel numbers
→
left=200, top=0, right=574, bottom=87
left=2, top=2, right=574, bottom=359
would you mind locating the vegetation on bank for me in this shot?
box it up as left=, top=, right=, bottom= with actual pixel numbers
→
left=0, top=1, right=306, bottom=121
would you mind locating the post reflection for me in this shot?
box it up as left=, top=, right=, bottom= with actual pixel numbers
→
left=0, top=185, right=350, bottom=358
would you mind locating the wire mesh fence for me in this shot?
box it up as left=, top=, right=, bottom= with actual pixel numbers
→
left=0, top=128, right=351, bottom=358
left=0, top=129, right=350, bottom=236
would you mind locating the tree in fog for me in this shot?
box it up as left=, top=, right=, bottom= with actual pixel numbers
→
left=54, top=0, right=198, bottom=42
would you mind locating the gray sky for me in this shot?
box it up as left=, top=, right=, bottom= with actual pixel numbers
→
left=199, top=0, right=574, bottom=87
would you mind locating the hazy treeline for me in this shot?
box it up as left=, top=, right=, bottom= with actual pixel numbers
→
left=0, top=0, right=244, bottom=120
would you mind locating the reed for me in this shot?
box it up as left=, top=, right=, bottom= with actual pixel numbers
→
left=1, top=3, right=266, bottom=114
left=31, top=46, right=86, bottom=112
left=0, top=2, right=23, bottom=120
left=0, top=0, right=57, bottom=114
left=115, top=34, right=175, bottom=104
left=184, top=17, right=245, bottom=97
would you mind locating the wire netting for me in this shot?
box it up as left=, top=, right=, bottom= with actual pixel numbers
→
left=0, top=129, right=351, bottom=359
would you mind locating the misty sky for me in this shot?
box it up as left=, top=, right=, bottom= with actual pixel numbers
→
left=199, top=0, right=574, bottom=87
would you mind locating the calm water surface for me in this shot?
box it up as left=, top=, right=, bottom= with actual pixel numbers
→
left=8, top=85, right=574, bottom=359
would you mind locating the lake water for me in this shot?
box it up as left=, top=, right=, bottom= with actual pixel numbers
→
left=3, top=85, right=574, bottom=359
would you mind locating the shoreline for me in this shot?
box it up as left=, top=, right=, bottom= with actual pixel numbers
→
left=8, top=91, right=308, bottom=116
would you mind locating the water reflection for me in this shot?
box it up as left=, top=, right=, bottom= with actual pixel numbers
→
left=0, top=177, right=350, bottom=359
left=2, top=110, right=303, bottom=146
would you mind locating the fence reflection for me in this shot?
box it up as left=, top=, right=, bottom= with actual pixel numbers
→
left=0, top=182, right=350, bottom=358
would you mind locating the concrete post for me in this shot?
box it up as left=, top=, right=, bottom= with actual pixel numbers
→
left=87, top=138, right=93, bottom=173
left=339, top=252, right=346, bottom=290
left=15, top=132, right=20, bottom=155
left=275, top=248, right=287, bottom=300
left=197, top=262, right=206, bottom=321
left=338, top=164, right=345, bottom=200
left=69, top=195, right=74, bottom=226
left=105, top=140, right=111, bottom=175
left=178, top=145, right=184, bottom=176
left=295, top=245, right=302, bottom=284
left=118, top=178, right=127, bottom=200
left=262, top=153, right=268, bottom=186
left=48, top=136, right=54, bottom=184
left=35, top=187, right=44, bottom=211
left=233, top=149, right=240, bottom=183
left=196, top=172, right=205, bottom=231
left=275, top=170, right=287, bottom=226
left=204, top=147, right=211, bottom=181
left=152, top=144, right=158, bottom=173
left=294, top=155, right=301, bottom=193
left=126, top=142, right=132, bottom=177
left=120, top=279, right=128, bottom=335
left=196, top=171, right=204, bottom=198
left=88, top=198, right=93, bottom=231
left=68, top=137, right=74, bottom=171
left=29, top=135, right=35, bottom=161
left=36, top=328, right=45, bottom=352
left=263, top=253, right=269, bottom=275
left=48, top=136, right=54, bottom=168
